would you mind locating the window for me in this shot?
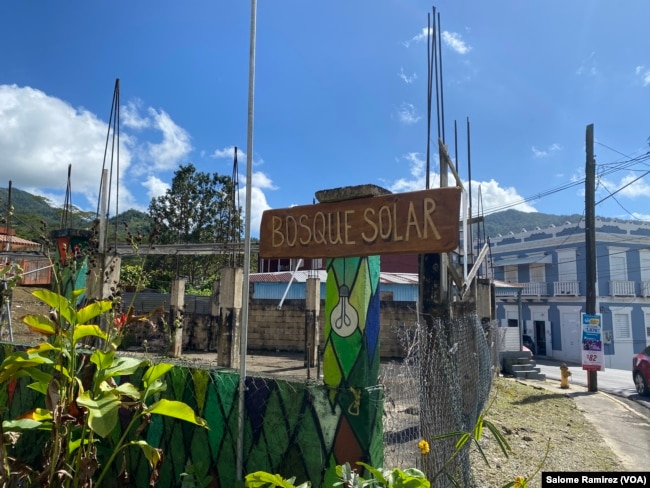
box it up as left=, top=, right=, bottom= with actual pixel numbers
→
left=507, top=319, right=519, bottom=328
left=504, top=265, right=518, bottom=283
left=609, top=250, right=627, bottom=281
left=613, top=313, right=631, bottom=339
left=530, top=263, right=545, bottom=282
left=557, top=248, right=577, bottom=281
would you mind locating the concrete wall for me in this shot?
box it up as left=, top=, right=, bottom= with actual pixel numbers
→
left=173, top=298, right=417, bottom=359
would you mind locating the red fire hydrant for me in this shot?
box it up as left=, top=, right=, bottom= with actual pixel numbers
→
left=560, top=363, right=571, bottom=389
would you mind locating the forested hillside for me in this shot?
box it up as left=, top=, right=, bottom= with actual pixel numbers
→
left=0, top=186, right=631, bottom=245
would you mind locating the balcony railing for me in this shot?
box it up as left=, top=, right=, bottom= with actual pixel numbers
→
left=554, top=281, right=580, bottom=296
left=642, top=281, right=650, bottom=298
left=521, top=281, right=548, bottom=296
left=609, top=280, right=636, bottom=297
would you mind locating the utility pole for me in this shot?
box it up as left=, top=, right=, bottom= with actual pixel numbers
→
left=585, top=123, right=598, bottom=392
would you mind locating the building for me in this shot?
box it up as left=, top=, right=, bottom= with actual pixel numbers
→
left=487, top=218, right=650, bottom=370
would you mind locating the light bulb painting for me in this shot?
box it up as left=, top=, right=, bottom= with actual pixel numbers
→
left=331, top=284, right=359, bottom=338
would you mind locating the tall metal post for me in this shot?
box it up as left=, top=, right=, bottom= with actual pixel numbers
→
left=237, top=0, right=257, bottom=480
left=585, top=123, right=598, bottom=392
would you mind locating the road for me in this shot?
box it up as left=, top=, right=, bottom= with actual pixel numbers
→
left=535, top=358, right=650, bottom=409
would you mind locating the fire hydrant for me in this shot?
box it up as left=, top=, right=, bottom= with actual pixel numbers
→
left=560, top=363, right=571, bottom=389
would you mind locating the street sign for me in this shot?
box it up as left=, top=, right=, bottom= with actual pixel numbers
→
left=259, top=187, right=461, bottom=258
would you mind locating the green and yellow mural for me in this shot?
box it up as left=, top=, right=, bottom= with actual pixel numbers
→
left=322, top=255, right=383, bottom=485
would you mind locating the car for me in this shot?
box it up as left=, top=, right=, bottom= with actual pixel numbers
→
left=632, top=345, right=650, bottom=396
left=522, top=334, right=536, bottom=356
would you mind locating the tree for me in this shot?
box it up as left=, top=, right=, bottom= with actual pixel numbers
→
left=147, top=163, right=242, bottom=288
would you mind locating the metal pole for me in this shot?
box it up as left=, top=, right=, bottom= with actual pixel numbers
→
left=237, top=0, right=257, bottom=480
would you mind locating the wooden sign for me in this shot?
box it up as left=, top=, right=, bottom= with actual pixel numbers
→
left=259, top=187, right=461, bottom=258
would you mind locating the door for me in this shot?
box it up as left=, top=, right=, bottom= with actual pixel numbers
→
left=611, top=311, right=634, bottom=370
left=560, top=311, right=581, bottom=363
left=535, top=320, right=547, bottom=356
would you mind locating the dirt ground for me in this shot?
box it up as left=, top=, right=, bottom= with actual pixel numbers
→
left=6, top=286, right=50, bottom=345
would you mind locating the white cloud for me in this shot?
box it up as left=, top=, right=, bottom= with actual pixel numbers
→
left=388, top=152, right=536, bottom=213
left=576, top=52, right=598, bottom=76
left=441, top=31, right=471, bottom=55
left=396, top=103, right=421, bottom=125
left=0, top=84, right=132, bottom=210
left=212, top=145, right=243, bottom=160
left=635, top=65, right=650, bottom=87
left=532, top=143, right=561, bottom=158
left=142, top=175, right=170, bottom=201
left=600, top=173, right=650, bottom=200
left=398, top=68, right=417, bottom=84
left=146, top=108, right=192, bottom=170
left=122, top=99, right=151, bottom=129
left=404, top=28, right=471, bottom=55
left=239, top=174, right=272, bottom=237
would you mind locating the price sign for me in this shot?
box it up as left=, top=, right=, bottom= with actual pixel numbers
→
left=581, top=313, right=605, bottom=371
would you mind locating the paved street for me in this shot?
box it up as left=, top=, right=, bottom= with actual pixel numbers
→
left=535, top=358, right=650, bottom=409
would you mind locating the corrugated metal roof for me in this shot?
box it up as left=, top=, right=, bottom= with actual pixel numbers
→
left=250, top=271, right=419, bottom=285
left=0, top=234, right=40, bottom=249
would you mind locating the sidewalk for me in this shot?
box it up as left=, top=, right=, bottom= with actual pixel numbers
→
left=515, top=361, right=650, bottom=472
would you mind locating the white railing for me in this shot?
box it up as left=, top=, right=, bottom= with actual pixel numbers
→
left=554, top=281, right=580, bottom=296
left=609, top=280, right=636, bottom=297
left=642, top=281, right=650, bottom=297
left=521, top=282, right=548, bottom=296
left=495, top=288, right=519, bottom=298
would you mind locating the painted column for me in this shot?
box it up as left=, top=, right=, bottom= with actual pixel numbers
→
left=217, top=267, right=243, bottom=368
left=169, top=277, right=186, bottom=357
left=316, top=187, right=385, bottom=485
left=304, top=275, right=320, bottom=368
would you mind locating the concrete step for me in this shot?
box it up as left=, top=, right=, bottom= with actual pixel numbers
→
left=511, top=364, right=541, bottom=373
left=514, top=370, right=547, bottom=381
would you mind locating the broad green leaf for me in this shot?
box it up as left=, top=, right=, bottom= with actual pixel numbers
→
left=18, top=408, right=52, bottom=422
left=73, top=324, right=107, bottom=344
left=357, top=461, right=386, bottom=484
left=115, top=382, right=141, bottom=400
left=148, top=399, right=208, bottom=428
left=142, top=363, right=173, bottom=389
left=32, top=289, right=76, bottom=325
left=244, top=472, right=302, bottom=488
left=2, top=419, right=43, bottom=431
left=76, top=300, right=113, bottom=325
left=22, top=314, right=57, bottom=336
left=91, top=349, right=115, bottom=371
left=130, top=440, right=163, bottom=469
left=100, top=356, right=146, bottom=383
left=76, top=390, right=121, bottom=438
left=27, top=342, right=60, bottom=354
left=144, top=378, right=167, bottom=398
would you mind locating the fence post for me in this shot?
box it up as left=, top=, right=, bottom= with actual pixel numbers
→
left=304, top=276, right=320, bottom=368
left=169, top=277, right=186, bottom=357
left=217, top=267, right=243, bottom=368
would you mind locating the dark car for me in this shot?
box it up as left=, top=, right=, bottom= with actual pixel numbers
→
left=522, top=334, right=536, bottom=356
left=632, top=345, right=650, bottom=396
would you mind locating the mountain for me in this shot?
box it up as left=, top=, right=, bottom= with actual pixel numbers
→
left=0, top=187, right=149, bottom=244
left=0, top=186, right=633, bottom=246
left=479, top=209, right=587, bottom=239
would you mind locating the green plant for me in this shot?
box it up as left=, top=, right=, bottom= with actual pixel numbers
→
left=335, top=462, right=430, bottom=487
left=243, top=471, right=311, bottom=488
left=0, top=288, right=208, bottom=487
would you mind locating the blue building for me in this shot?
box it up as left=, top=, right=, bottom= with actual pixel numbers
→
left=488, top=218, right=650, bottom=370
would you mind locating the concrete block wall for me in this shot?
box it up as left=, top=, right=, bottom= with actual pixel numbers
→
left=176, top=299, right=417, bottom=359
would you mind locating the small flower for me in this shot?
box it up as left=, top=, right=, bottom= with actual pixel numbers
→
left=418, top=439, right=430, bottom=455
left=514, top=475, right=526, bottom=488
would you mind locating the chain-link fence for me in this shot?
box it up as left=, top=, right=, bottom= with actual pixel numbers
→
left=381, top=314, right=499, bottom=486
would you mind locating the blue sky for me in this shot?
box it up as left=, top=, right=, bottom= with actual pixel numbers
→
left=1, top=1, right=650, bottom=237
